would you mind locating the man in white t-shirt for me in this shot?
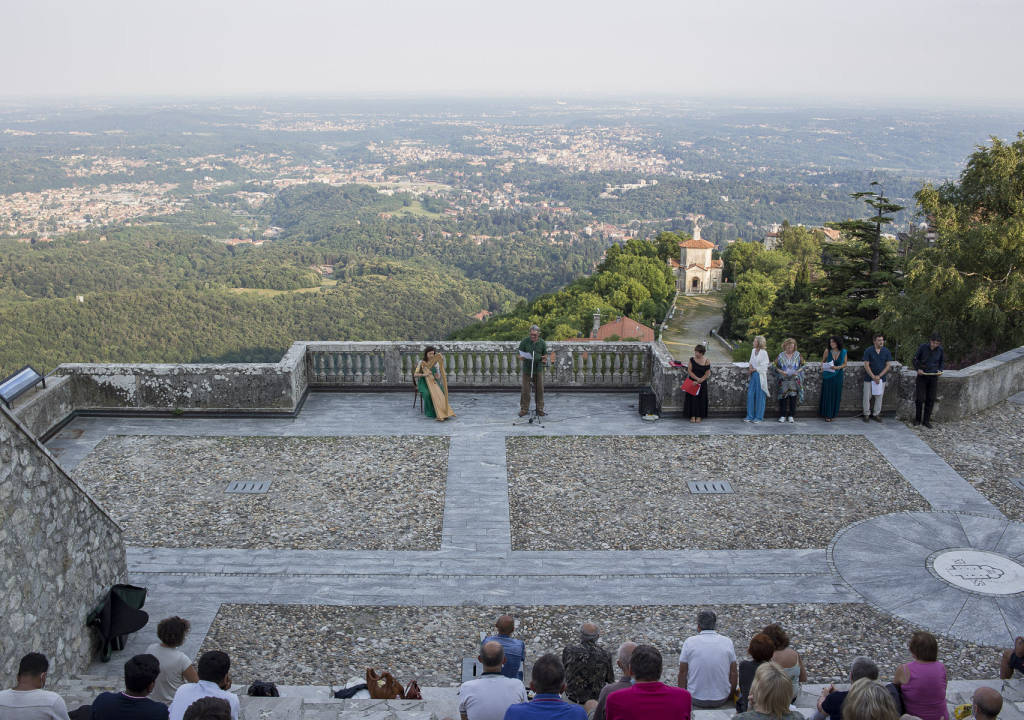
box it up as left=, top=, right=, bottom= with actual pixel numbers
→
left=676, top=609, right=737, bottom=708
left=0, top=653, right=70, bottom=720
left=168, top=651, right=239, bottom=720
left=458, top=640, right=528, bottom=720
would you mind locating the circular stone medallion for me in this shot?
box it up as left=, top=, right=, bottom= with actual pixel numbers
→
left=930, top=549, right=1024, bottom=595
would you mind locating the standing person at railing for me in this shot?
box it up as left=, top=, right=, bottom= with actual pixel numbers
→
left=413, top=346, right=455, bottom=421
left=912, top=333, right=944, bottom=428
left=518, top=325, right=552, bottom=417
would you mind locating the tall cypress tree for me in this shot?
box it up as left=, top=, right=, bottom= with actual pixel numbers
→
left=812, top=185, right=904, bottom=353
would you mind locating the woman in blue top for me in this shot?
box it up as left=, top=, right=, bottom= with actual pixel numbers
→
left=818, top=336, right=847, bottom=422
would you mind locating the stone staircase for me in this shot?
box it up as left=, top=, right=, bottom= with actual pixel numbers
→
left=52, top=676, right=1024, bottom=720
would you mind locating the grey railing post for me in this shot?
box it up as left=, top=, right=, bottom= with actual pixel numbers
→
left=384, top=344, right=402, bottom=385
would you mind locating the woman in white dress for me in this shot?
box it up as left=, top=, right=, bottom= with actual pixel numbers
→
left=744, top=335, right=771, bottom=423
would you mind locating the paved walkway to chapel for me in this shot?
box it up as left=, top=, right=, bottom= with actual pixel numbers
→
left=47, top=391, right=1024, bottom=681
left=662, top=292, right=732, bottom=364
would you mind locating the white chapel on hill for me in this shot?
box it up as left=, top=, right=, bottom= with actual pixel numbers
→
left=677, top=222, right=722, bottom=294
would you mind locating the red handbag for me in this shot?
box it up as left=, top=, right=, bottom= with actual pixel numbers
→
left=681, top=378, right=701, bottom=396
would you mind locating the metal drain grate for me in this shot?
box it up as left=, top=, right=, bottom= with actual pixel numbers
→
left=1011, top=478, right=1024, bottom=493
left=688, top=481, right=734, bottom=494
left=225, top=480, right=271, bottom=494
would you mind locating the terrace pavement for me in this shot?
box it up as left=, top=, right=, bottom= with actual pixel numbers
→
left=45, top=391, right=1024, bottom=682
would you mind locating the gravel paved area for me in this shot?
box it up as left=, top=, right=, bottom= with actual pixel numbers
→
left=911, top=401, right=1024, bottom=522
left=200, top=603, right=1002, bottom=686
left=507, top=435, right=928, bottom=550
left=73, top=435, right=448, bottom=550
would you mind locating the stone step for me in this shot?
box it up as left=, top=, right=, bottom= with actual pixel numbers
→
left=52, top=678, right=1024, bottom=720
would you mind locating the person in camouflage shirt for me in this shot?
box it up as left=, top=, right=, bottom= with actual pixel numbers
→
left=561, top=622, right=615, bottom=705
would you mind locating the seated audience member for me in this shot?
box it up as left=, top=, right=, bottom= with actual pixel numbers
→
left=503, top=653, right=587, bottom=720
left=459, top=641, right=527, bottom=720
left=894, top=631, right=948, bottom=720
left=146, top=616, right=199, bottom=705
left=814, top=656, right=879, bottom=720
left=761, top=624, right=806, bottom=702
left=484, top=615, right=527, bottom=681
left=92, top=654, right=168, bottom=720
left=841, top=678, right=900, bottom=720
left=590, top=642, right=637, bottom=720
left=732, top=662, right=804, bottom=720
left=737, top=634, right=775, bottom=713
left=181, top=698, right=231, bottom=720
left=971, top=687, right=1002, bottom=720
left=562, top=623, right=614, bottom=705
left=676, top=609, right=737, bottom=708
left=167, top=652, right=238, bottom=720
left=0, top=652, right=70, bottom=720
left=999, top=636, right=1024, bottom=679
left=604, top=644, right=690, bottom=720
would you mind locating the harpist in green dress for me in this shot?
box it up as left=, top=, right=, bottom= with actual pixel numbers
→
left=818, top=337, right=847, bottom=421
left=414, top=346, right=455, bottom=421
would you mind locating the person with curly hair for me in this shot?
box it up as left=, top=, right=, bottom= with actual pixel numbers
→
left=146, top=617, right=199, bottom=705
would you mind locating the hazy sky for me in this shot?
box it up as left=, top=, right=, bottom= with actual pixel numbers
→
left=3, top=0, right=1023, bottom=105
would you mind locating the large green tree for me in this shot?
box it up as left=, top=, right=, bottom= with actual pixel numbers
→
left=723, top=270, right=777, bottom=339
left=878, top=133, right=1024, bottom=364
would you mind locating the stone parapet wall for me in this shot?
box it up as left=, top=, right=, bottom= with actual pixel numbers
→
left=54, top=355, right=304, bottom=414
left=9, top=374, right=75, bottom=439
left=654, top=358, right=909, bottom=417
left=655, top=345, right=1024, bottom=421
left=9, top=342, right=1024, bottom=437
left=0, top=405, right=126, bottom=684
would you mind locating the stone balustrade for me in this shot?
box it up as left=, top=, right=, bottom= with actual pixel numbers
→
left=306, top=341, right=651, bottom=389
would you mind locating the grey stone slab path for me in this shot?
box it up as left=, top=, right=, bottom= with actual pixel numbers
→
left=867, top=427, right=1002, bottom=515
left=442, top=433, right=510, bottom=553
left=46, top=390, right=1020, bottom=682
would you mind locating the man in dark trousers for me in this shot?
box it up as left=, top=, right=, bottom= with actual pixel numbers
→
left=913, top=333, right=944, bottom=428
left=519, top=325, right=549, bottom=417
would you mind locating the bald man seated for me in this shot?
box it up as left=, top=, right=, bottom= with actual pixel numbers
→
left=458, top=641, right=527, bottom=720
left=972, top=687, right=1002, bottom=720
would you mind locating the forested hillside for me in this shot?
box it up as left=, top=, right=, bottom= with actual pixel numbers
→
left=450, top=235, right=678, bottom=341
left=0, top=255, right=516, bottom=372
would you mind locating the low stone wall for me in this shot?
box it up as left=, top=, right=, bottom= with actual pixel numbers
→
left=891, top=345, right=1024, bottom=422
left=655, top=358, right=910, bottom=418
left=54, top=354, right=304, bottom=414
left=9, top=374, right=75, bottom=439
left=0, top=405, right=126, bottom=684
left=656, top=346, right=1024, bottom=420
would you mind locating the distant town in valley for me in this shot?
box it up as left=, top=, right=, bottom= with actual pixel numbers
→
left=2, top=99, right=1020, bottom=243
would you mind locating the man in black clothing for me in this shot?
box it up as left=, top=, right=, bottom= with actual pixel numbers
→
left=913, top=333, right=944, bottom=428
left=92, top=654, right=168, bottom=719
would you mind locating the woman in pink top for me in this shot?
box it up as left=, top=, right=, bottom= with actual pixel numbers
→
left=894, top=631, right=948, bottom=720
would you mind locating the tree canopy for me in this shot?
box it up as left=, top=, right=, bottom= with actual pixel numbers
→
left=878, top=133, right=1024, bottom=365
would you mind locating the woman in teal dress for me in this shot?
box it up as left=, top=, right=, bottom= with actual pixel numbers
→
left=818, top=335, right=847, bottom=421
left=414, top=346, right=455, bottom=421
